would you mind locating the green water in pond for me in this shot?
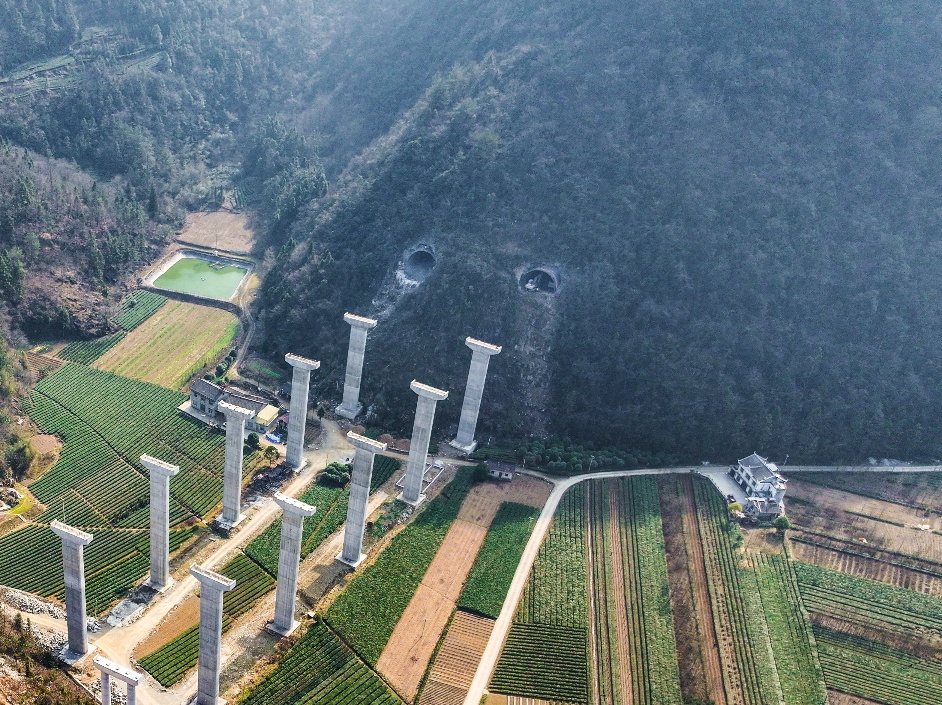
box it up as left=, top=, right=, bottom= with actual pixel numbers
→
left=153, top=257, right=247, bottom=300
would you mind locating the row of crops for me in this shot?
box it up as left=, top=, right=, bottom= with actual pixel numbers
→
left=514, top=483, right=587, bottom=628
left=139, top=553, right=274, bottom=686
left=238, top=620, right=402, bottom=705
left=495, top=484, right=589, bottom=703
left=610, top=477, right=683, bottom=704
left=23, top=364, right=235, bottom=521
left=489, top=623, right=588, bottom=703
left=58, top=332, right=126, bottom=364
left=752, top=554, right=827, bottom=704
left=794, top=560, right=942, bottom=703
left=693, top=477, right=786, bottom=705
left=457, top=502, right=539, bottom=618
left=246, top=484, right=350, bottom=577
left=0, top=524, right=195, bottom=615
left=114, top=291, right=167, bottom=330
left=813, top=626, right=942, bottom=705
left=795, top=561, right=942, bottom=634
left=5, top=364, right=243, bottom=615
left=326, top=471, right=475, bottom=665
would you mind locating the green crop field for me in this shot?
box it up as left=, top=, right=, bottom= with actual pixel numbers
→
left=606, top=476, right=682, bottom=704
left=458, top=502, right=538, bottom=618
left=58, top=332, right=127, bottom=364
left=238, top=620, right=402, bottom=705
left=795, top=561, right=942, bottom=634
left=515, top=483, right=587, bottom=628
left=490, top=623, right=589, bottom=703
left=752, top=555, right=827, bottom=705
left=326, top=471, right=474, bottom=665
left=114, top=290, right=167, bottom=330
left=6, top=364, right=256, bottom=613
left=246, top=484, right=350, bottom=577
left=139, top=553, right=273, bottom=686
left=813, top=626, right=942, bottom=705
left=0, top=525, right=195, bottom=615
left=693, top=477, right=786, bottom=705
left=370, top=456, right=401, bottom=491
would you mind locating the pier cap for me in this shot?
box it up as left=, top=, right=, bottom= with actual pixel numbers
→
left=218, top=400, right=255, bottom=420
left=51, top=521, right=93, bottom=546
left=465, top=337, right=502, bottom=356
left=140, top=454, right=181, bottom=477
left=93, top=655, right=141, bottom=685
left=410, top=380, right=449, bottom=401
left=343, top=312, right=378, bottom=330
left=285, top=353, right=321, bottom=371
left=274, top=492, right=317, bottom=517
left=347, top=432, right=388, bottom=454
left=189, top=564, right=236, bottom=592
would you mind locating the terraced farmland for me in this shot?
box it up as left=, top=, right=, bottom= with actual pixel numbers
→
left=238, top=620, right=402, bottom=705
left=114, top=290, right=167, bottom=330
left=326, top=471, right=475, bottom=665
left=5, top=364, right=255, bottom=613
left=93, top=299, right=238, bottom=389
left=58, top=332, right=127, bottom=364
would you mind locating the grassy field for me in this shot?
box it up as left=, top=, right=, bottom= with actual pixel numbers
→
left=177, top=211, right=256, bottom=254
left=93, top=299, right=238, bottom=389
left=458, top=502, right=539, bottom=618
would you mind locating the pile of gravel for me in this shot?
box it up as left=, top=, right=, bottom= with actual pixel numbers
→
left=0, top=587, right=66, bottom=619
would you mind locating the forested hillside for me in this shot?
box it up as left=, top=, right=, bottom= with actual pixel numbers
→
left=256, top=0, right=942, bottom=462
left=2, top=0, right=942, bottom=462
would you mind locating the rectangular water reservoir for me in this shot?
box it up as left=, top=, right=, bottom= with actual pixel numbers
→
left=153, top=255, right=248, bottom=301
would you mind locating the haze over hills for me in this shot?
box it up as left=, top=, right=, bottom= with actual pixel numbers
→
left=1, top=0, right=942, bottom=465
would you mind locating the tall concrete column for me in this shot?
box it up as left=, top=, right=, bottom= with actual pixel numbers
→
left=269, top=493, right=317, bottom=636
left=191, top=564, right=236, bottom=705
left=93, top=655, right=141, bottom=705
left=51, top=521, right=93, bottom=656
left=336, top=313, right=378, bottom=420
left=338, top=432, right=387, bottom=567
left=285, top=353, right=320, bottom=470
left=141, top=454, right=180, bottom=591
left=400, top=381, right=448, bottom=506
left=450, top=338, right=502, bottom=453
left=218, top=400, right=254, bottom=529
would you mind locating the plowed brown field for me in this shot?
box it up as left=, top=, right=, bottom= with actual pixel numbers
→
left=419, top=610, right=495, bottom=705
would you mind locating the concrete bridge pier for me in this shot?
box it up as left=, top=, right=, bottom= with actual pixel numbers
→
left=50, top=521, right=94, bottom=657
left=400, top=381, right=448, bottom=506
left=338, top=432, right=387, bottom=567
left=336, top=313, right=378, bottom=420
left=269, top=493, right=317, bottom=636
left=93, top=655, right=141, bottom=705
left=285, top=353, right=320, bottom=470
left=218, top=400, right=255, bottom=530
left=191, top=564, right=236, bottom=705
left=450, top=337, right=501, bottom=454
left=141, top=454, right=180, bottom=591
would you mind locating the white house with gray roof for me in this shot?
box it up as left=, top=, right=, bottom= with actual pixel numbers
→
left=730, top=452, right=786, bottom=520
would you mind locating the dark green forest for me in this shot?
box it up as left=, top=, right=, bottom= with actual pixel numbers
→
left=2, top=0, right=942, bottom=462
